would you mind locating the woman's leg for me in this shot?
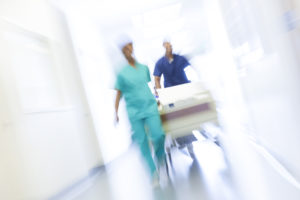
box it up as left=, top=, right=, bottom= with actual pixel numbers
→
left=130, top=118, right=156, bottom=176
left=145, top=114, right=166, bottom=164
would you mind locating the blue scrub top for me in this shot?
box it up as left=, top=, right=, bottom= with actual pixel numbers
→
left=153, top=54, right=190, bottom=88
left=115, top=63, right=159, bottom=121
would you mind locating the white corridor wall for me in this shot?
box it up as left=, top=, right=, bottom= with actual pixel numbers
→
left=0, top=0, right=103, bottom=199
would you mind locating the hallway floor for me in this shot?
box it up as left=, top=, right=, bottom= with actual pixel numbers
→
left=54, top=134, right=240, bottom=200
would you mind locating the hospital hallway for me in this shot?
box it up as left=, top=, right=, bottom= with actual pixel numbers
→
left=52, top=132, right=238, bottom=200
left=49, top=125, right=300, bottom=200
left=2, top=0, right=300, bottom=200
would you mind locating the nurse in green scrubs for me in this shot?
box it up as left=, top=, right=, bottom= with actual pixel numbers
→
left=114, top=40, right=165, bottom=179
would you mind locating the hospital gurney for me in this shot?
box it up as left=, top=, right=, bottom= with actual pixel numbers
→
left=157, top=81, right=219, bottom=139
left=157, top=82, right=219, bottom=175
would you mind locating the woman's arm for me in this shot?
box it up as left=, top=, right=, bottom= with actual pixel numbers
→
left=115, top=90, right=122, bottom=122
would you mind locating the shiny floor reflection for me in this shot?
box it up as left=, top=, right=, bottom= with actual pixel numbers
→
left=64, top=135, right=239, bottom=200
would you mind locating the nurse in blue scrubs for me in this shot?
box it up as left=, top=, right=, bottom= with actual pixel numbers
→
left=114, top=40, right=166, bottom=180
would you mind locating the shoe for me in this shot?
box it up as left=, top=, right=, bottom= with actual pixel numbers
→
left=152, top=171, right=160, bottom=188
left=158, top=161, right=169, bottom=188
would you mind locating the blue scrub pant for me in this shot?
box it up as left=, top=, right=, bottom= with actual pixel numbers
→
left=130, top=114, right=165, bottom=176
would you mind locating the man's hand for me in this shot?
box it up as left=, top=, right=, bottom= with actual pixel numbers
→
left=157, top=100, right=160, bottom=106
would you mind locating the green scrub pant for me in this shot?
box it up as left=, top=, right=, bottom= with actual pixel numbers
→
left=130, top=114, right=165, bottom=176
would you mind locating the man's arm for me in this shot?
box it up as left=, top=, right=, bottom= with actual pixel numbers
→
left=153, top=60, right=162, bottom=89
left=181, top=55, right=190, bottom=69
left=154, top=76, right=161, bottom=89
left=115, top=90, right=122, bottom=122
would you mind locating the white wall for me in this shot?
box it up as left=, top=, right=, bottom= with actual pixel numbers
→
left=196, top=1, right=300, bottom=199
left=64, top=11, right=133, bottom=164
left=236, top=0, right=300, bottom=181
left=217, top=0, right=300, bottom=194
left=0, top=0, right=103, bottom=199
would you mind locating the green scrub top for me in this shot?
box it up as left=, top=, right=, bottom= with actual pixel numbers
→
left=115, top=62, right=159, bottom=121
